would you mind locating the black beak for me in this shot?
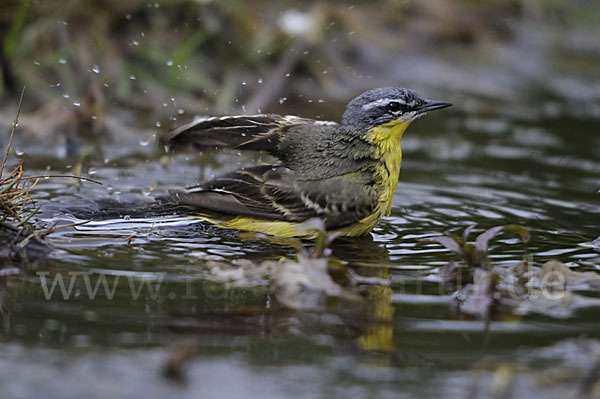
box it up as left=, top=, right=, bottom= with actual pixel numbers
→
left=415, top=99, right=452, bottom=114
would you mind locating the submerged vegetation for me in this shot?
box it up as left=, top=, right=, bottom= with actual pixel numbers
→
left=426, top=225, right=600, bottom=322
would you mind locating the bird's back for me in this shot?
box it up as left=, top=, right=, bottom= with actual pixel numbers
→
left=277, top=123, right=377, bottom=180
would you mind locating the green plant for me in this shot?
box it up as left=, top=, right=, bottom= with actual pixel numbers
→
left=427, top=223, right=530, bottom=270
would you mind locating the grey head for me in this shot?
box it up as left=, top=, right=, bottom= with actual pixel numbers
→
left=341, top=87, right=452, bottom=131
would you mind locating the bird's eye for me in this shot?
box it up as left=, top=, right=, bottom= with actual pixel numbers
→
left=387, top=101, right=401, bottom=113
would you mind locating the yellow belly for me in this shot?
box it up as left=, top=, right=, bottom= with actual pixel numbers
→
left=192, top=213, right=379, bottom=238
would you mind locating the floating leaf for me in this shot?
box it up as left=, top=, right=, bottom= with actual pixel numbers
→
left=426, top=235, right=463, bottom=254
left=475, top=224, right=530, bottom=252
left=294, top=217, right=325, bottom=233
left=540, top=260, right=600, bottom=288
left=462, top=223, right=477, bottom=242
left=581, top=236, right=600, bottom=251
left=273, top=254, right=359, bottom=310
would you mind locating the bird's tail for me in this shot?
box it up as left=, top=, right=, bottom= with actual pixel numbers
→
left=65, top=197, right=180, bottom=220
left=52, top=196, right=208, bottom=231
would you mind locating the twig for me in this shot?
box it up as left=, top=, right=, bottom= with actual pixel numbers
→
left=15, top=203, right=41, bottom=227
left=1, top=86, right=25, bottom=179
left=51, top=220, right=90, bottom=230
left=23, top=175, right=103, bottom=185
left=347, top=267, right=392, bottom=286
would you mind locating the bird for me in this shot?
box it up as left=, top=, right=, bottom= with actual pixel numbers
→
left=160, top=87, right=451, bottom=238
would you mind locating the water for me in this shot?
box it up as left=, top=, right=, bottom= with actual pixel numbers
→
left=1, top=102, right=599, bottom=398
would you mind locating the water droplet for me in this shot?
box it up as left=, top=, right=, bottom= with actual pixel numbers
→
left=258, top=78, right=263, bottom=84
left=241, top=81, right=247, bottom=86
left=91, top=65, right=100, bottom=74
left=177, top=109, right=184, bottom=115
left=33, top=61, right=40, bottom=66
left=278, top=9, right=314, bottom=36
left=322, top=70, right=328, bottom=74
left=162, top=103, right=168, bottom=107
left=155, top=121, right=162, bottom=127
left=125, top=14, right=132, bottom=20
left=279, top=97, right=287, bottom=104
left=318, top=99, right=324, bottom=103
left=129, top=75, right=136, bottom=80
left=104, top=158, right=110, bottom=164
left=285, top=73, right=290, bottom=77
left=91, top=115, right=97, bottom=120
left=131, top=40, right=139, bottom=46
left=58, top=58, right=67, bottom=64
left=73, top=101, right=81, bottom=107
left=166, top=60, right=173, bottom=66
left=87, top=167, right=97, bottom=175
left=63, top=93, right=70, bottom=99
left=15, top=148, right=24, bottom=156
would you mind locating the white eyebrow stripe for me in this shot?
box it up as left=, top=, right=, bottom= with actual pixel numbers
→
left=361, top=97, right=405, bottom=111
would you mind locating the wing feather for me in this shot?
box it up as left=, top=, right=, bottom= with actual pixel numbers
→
left=161, top=114, right=339, bottom=157
left=162, top=114, right=297, bottom=153
left=163, top=165, right=378, bottom=230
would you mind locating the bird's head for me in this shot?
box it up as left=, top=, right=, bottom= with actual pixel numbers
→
left=341, top=87, right=451, bottom=131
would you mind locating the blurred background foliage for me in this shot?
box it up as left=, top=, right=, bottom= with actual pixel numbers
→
left=1, top=0, right=599, bottom=143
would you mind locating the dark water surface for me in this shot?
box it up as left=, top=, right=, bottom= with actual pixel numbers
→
left=1, top=103, right=599, bottom=398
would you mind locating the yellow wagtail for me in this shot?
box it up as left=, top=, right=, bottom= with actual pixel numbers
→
left=161, top=87, right=451, bottom=238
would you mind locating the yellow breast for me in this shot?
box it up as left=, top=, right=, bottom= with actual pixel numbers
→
left=355, top=119, right=413, bottom=232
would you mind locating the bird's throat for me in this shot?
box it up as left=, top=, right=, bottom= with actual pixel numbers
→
left=365, top=119, right=413, bottom=217
left=366, top=119, right=412, bottom=150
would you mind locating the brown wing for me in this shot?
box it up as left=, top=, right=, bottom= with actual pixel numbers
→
left=163, top=165, right=378, bottom=230
left=160, top=114, right=329, bottom=154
